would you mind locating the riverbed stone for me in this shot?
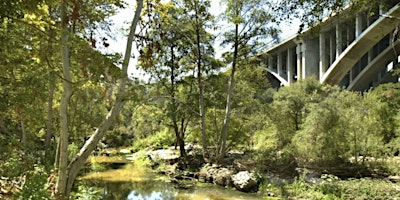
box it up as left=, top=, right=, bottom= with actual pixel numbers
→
left=389, top=175, right=400, bottom=182
left=213, top=168, right=233, bottom=187
left=231, top=171, right=259, bottom=192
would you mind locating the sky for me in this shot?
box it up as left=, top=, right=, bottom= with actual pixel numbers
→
left=104, top=0, right=300, bottom=80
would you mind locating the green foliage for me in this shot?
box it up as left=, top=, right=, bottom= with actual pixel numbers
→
left=275, top=0, right=385, bottom=32
left=382, top=157, right=400, bottom=175
left=89, top=161, right=107, bottom=173
left=340, top=178, right=400, bottom=200
left=2, top=156, right=23, bottom=178
left=132, top=128, right=175, bottom=151
left=68, top=142, right=80, bottom=161
left=130, top=104, right=165, bottom=139
left=221, top=0, right=279, bottom=57
left=270, top=78, right=325, bottom=149
left=366, top=82, right=400, bottom=148
left=261, top=175, right=400, bottom=200
left=291, top=88, right=357, bottom=166
left=0, top=147, right=42, bottom=178
left=15, top=166, right=51, bottom=200
left=72, top=183, right=102, bottom=200
left=264, top=78, right=400, bottom=168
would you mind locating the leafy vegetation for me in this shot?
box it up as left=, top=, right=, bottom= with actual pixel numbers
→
left=1, top=0, right=400, bottom=199
left=260, top=175, right=400, bottom=199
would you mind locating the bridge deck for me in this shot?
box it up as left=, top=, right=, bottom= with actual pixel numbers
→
left=322, top=4, right=400, bottom=85
left=348, top=40, right=400, bottom=90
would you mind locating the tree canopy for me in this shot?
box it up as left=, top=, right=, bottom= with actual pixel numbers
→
left=1, top=0, right=400, bottom=199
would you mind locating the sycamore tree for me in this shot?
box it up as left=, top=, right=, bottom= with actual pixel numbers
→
left=55, top=0, right=143, bottom=198
left=0, top=0, right=144, bottom=198
left=217, top=0, right=279, bottom=162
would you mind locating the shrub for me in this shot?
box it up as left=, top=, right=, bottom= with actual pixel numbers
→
left=15, top=166, right=51, bottom=200
left=132, top=128, right=175, bottom=151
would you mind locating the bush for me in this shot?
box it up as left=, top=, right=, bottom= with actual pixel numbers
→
left=15, top=166, right=51, bottom=200
left=259, top=175, right=400, bottom=200
left=132, top=128, right=175, bottom=151
left=340, top=178, right=400, bottom=199
left=72, top=183, right=102, bottom=200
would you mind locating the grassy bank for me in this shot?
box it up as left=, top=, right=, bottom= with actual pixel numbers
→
left=259, top=174, right=400, bottom=199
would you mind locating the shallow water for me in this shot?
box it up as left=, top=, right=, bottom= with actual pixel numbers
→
left=79, top=160, right=273, bottom=200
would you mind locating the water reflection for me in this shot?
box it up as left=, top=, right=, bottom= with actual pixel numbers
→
left=80, top=161, right=270, bottom=200
left=81, top=180, right=265, bottom=200
left=127, top=190, right=164, bottom=200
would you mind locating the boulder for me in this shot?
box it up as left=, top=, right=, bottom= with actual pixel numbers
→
left=197, top=171, right=207, bottom=182
left=197, top=164, right=235, bottom=187
left=388, top=175, right=400, bottom=183
left=231, top=171, right=259, bottom=192
left=213, top=168, right=233, bottom=187
left=233, top=159, right=255, bottom=171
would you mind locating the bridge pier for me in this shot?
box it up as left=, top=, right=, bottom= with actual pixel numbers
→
left=287, top=48, right=295, bottom=84
left=261, top=0, right=400, bottom=91
left=277, top=52, right=282, bottom=77
left=296, top=43, right=303, bottom=80
left=319, top=32, right=328, bottom=81
left=336, top=24, right=343, bottom=58
left=304, top=38, right=320, bottom=78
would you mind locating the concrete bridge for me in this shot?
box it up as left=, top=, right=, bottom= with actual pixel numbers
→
left=261, top=1, right=400, bottom=91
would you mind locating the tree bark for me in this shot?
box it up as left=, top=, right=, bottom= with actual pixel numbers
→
left=20, top=115, right=27, bottom=155
left=45, top=72, right=55, bottom=160
left=55, top=1, right=74, bottom=199
left=169, top=45, right=187, bottom=160
left=45, top=26, right=56, bottom=161
left=65, top=100, right=127, bottom=195
left=218, top=23, right=239, bottom=163
left=54, top=135, right=60, bottom=169
left=54, top=0, right=143, bottom=198
left=194, top=3, right=207, bottom=159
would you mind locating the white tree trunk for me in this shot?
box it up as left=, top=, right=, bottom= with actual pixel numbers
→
left=219, top=23, right=239, bottom=163
left=45, top=76, right=55, bottom=154
left=195, top=12, right=208, bottom=159
left=55, top=0, right=144, bottom=198
left=55, top=1, right=73, bottom=199
left=45, top=29, right=56, bottom=160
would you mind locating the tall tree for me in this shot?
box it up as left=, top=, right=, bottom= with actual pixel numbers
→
left=217, top=0, right=278, bottom=162
left=54, top=0, right=143, bottom=198
left=0, top=0, right=54, bottom=157
left=138, top=1, right=202, bottom=160
left=55, top=1, right=73, bottom=198
left=175, top=0, right=216, bottom=159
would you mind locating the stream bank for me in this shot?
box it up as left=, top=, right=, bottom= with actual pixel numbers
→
left=85, top=145, right=400, bottom=199
left=78, top=152, right=271, bottom=200
left=144, top=145, right=265, bottom=193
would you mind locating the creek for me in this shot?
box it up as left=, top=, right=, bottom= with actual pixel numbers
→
left=78, top=156, right=273, bottom=200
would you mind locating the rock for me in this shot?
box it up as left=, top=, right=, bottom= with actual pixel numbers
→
left=296, top=168, right=322, bottom=184
left=388, top=175, right=400, bottom=182
left=197, top=164, right=236, bottom=188
left=197, top=172, right=207, bottom=182
left=233, top=160, right=248, bottom=171
left=233, top=159, right=255, bottom=171
left=214, top=168, right=233, bottom=187
left=119, top=148, right=131, bottom=154
left=206, top=167, right=218, bottom=182
left=263, top=174, right=293, bottom=185
left=185, top=143, right=194, bottom=151
left=231, top=171, right=259, bottom=192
